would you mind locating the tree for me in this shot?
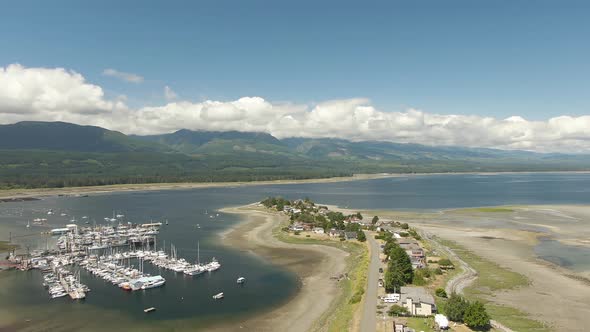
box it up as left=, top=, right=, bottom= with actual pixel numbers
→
left=371, top=215, right=379, bottom=224
left=401, top=223, right=409, bottom=230
left=464, top=301, right=490, bottom=330
left=355, top=212, right=363, bottom=220
left=357, top=230, right=366, bottom=242
left=387, top=304, right=408, bottom=316
left=438, top=258, right=454, bottom=268
left=435, top=288, right=447, bottom=298
left=445, top=293, right=469, bottom=322
left=384, top=246, right=413, bottom=292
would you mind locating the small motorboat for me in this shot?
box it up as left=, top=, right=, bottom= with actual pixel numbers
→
left=212, top=292, right=224, bottom=299
left=237, top=277, right=246, bottom=284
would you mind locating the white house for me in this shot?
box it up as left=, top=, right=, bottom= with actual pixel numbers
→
left=312, top=227, right=325, bottom=234
left=400, top=286, right=436, bottom=316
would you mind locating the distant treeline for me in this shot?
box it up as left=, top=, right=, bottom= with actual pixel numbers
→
left=0, top=150, right=351, bottom=189
left=2, top=148, right=590, bottom=189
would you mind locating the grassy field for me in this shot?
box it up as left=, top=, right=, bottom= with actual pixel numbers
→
left=406, top=317, right=435, bottom=332
left=273, top=219, right=369, bottom=332
left=438, top=239, right=550, bottom=332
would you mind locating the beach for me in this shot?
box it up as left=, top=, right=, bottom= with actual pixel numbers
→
left=0, top=173, right=396, bottom=200
left=372, top=205, right=590, bottom=331
left=215, top=204, right=350, bottom=332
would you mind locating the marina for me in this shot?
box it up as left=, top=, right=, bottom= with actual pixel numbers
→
left=6, top=213, right=224, bottom=301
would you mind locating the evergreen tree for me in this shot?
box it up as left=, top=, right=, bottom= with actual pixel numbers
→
left=445, top=293, right=470, bottom=322
left=357, top=230, right=366, bottom=242
left=464, top=301, right=490, bottom=330
left=371, top=215, right=379, bottom=224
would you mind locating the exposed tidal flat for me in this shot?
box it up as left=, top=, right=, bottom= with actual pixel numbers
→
left=1, top=172, right=590, bottom=331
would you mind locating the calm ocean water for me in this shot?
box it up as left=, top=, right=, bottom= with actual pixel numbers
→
left=1, top=172, right=590, bottom=330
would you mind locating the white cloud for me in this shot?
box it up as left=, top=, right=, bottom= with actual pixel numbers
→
left=102, top=68, right=143, bottom=83
left=1, top=64, right=590, bottom=153
left=164, top=86, right=177, bottom=100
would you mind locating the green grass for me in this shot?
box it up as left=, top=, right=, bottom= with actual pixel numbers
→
left=463, top=207, right=515, bottom=213
left=487, top=305, right=550, bottom=332
left=273, top=218, right=369, bottom=332
left=439, top=239, right=529, bottom=295
left=406, top=317, right=435, bottom=332
left=438, top=239, right=550, bottom=331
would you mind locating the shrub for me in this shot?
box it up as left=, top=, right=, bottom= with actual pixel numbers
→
left=435, top=288, right=447, bottom=298
left=293, top=231, right=301, bottom=235
left=387, top=304, right=408, bottom=316
left=438, top=258, right=454, bottom=267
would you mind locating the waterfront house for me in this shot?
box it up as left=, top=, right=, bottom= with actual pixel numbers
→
left=312, top=227, right=325, bottom=234
left=290, top=223, right=304, bottom=232
left=400, top=286, right=436, bottom=316
left=328, top=229, right=344, bottom=237
left=344, top=232, right=358, bottom=240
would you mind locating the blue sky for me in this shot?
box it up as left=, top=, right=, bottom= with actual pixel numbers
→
left=1, top=0, right=589, bottom=119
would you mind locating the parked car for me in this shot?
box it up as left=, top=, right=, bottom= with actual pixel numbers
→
left=379, top=267, right=383, bottom=273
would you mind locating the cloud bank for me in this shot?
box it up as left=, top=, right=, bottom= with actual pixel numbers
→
left=1, top=64, right=589, bottom=153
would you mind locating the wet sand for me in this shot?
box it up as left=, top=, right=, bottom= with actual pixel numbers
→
left=0, top=174, right=396, bottom=200
left=373, top=205, right=590, bottom=331
left=215, top=205, right=349, bottom=332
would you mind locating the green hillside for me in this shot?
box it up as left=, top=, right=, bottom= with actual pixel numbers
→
left=0, top=121, right=589, bottom=189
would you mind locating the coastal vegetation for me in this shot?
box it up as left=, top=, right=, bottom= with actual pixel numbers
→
left=458, top=207, right=516, bottom=213
left=263, top=198, right=370, bottom=332
left=274, top=219, right=369, bottom=332
left=438, top=239, right=549, bottom=331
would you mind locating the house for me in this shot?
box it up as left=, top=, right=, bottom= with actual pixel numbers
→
left=302, top=223, right=314, bottom=231
left=328, top=229, right=344, bottom=237
left=290, top=223, right=304, bottom=232
left=312, top=227, right=325, bottom=234
left=344, top=232, right=358, bottom=240
left=400, top=286, right=436, bottom=316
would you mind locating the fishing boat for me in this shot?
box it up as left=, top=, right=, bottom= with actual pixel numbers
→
left=237, top=277, right=246, bottom=284
left=212, top=292, right=224, bottom=299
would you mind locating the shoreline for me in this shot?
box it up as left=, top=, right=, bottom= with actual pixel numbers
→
left=368, top=205, right=590, bottom=330
left=215, top=204, right=351, bottom=332
left=2, top=170, right=590, bottom=200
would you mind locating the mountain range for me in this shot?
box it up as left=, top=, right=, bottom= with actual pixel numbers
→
left=0, top=121, right=588, bottom=189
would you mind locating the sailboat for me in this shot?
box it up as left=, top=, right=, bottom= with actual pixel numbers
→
left=26, top=220, right=30, bottom=228
left=184, top=241, right=205, bottom=276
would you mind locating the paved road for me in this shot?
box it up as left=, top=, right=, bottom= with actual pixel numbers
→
left=360, top=231, right=381, bottom=332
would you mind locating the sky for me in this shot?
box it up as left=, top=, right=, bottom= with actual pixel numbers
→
left=0, top=0, right=589, bottom=152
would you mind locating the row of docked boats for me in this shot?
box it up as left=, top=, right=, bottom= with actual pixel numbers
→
left=42, top=267, right=88, bottom=300
left=148, top=242, right=221, bottom=275
left=79, top=256, right=166, bottom=291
